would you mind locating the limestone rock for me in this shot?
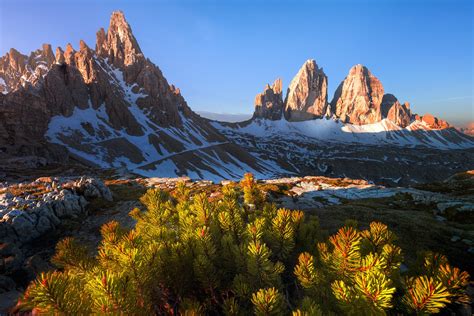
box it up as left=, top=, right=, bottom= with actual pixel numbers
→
left=0, top=44, right=56, bottom=93
left=284, top=59, right=328, bottom=121
left=419, top=113, right=450, bottom=129
left=331, top=64, right=384, bottom=125
left=97, top=10, right=143, bottom=68
left=253, top=78, right=284, bottom=120
left=73, top=177, right=113, bottom=201
left=55, top=47, right=65, bottom=64
left=63, top=43, right=76, bottom=65
left=381, top=94, right=412, bottom=127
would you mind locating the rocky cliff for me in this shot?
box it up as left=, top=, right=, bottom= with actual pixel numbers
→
left=330, top=64, right=384, bottom=125
left=284, top=59, right=329, bottom=121
left=381, top=94, right=412, bottom=127
left=253, top=78, right=284, bottom=120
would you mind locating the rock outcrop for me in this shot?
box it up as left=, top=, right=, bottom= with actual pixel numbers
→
left=284, top=60, right=329, bottom=121
left=253, top=78, right=284, bottom=120
left=330, top=64, right=384, bottom=125
left=416, top=113, right=450, bottom=129
left=0, top=45, right=56, bottom=94
left=0, top=177, right=112, bottom=275
left=381, top=94, right=412, bottom=127
left=96, top=11, right=143, bottom=69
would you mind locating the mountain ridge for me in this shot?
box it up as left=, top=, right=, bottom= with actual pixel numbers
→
left=0, top=10, right=473, bottom=184
left=0, top=11, right=274, bottom=180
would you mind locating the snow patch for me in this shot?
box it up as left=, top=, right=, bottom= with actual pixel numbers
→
left=0, top=77, right=7, bottom=94
left=214, top=118, right=474, bottom=149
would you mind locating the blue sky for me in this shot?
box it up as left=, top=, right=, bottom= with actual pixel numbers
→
left=1, top=0, right=472, bottom=125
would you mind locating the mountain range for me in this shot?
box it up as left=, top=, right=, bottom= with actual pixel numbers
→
left=0, top=11, right=473, bottom=184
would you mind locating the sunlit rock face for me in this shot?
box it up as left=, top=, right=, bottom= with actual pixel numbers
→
left=284, top=59, right=329, bottom=121
left=331, top=64, right=384, bottom=125
left=381, top=94, right=412, bottom=128
left=253, top=78, right=284, bottom=120
left=419, top=113, right=450, bottom=129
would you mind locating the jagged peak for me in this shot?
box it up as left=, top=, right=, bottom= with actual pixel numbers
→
left=64, top=43, right=76, bottom=65
left=302, top=59, right=323, bottom=72
left=96, top=27, right=107, bottom=54
left=79, top=40, right=90, bottom=51
left=303, top=59, right=316, bottom=67
left=260, top=78, right=282, bottom=98
left=8, top=48, right=24, bottom=60
left=41, top=43, right=54, bottom=59
left=289, top=59, right=325, bottom=89
left=108, top=11, right=136, bottom=43
left=96, top=10, right=143, bottom=67
left=347, top=64, right=376, bottom=79
left=331, top=63, right=384, bottom=125
left=285, top=59, right=328, bottom=121
left=343, top=64, right=381, bottom=86
left=253, top=77, right=284, bottom=120
left=271, top=78, right=282, bottom=94
left=55, top=46, right=65, bottom=64
left=65, top=43, right=75, bottom=53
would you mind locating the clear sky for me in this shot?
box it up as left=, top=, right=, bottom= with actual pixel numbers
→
left=1, top=0, right=472, bottom=125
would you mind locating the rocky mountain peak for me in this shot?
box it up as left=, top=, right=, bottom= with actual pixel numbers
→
left=0, top=44, right=59, bottom=93
left=284, top=59, right=328, bottom=121
left=97, top=10, right=143, bottom=68
left=40, top=44, right=55, bottom=65
left=331, top=64, right=384, bottom=125
left=55, top=47, right=65, bottom=64
left=381, top=93, right=398, bottom=117
left=96, top=27, right=107, bottom=55
left=0, top=10, right=238, bottom=173
left=63, top=43, right=76, bottom=65
left=272, top=78, right=283, bottom=94
left=253, top=78, right=284, bottom=120
left=79, top=40, right=90, bottom=52
left=381, top=93, right=411, bottom=127
left=6, top=48, right=27, bottom=73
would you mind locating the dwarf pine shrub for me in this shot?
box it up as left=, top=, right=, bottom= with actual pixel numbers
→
left=21, top=173, right=470, bottom=315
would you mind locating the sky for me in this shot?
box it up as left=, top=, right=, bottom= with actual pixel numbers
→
left=1, top=0, right=473, bottom=126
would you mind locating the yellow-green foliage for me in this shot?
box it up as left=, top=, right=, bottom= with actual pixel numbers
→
left=21, top=174, right=470, bottom=315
